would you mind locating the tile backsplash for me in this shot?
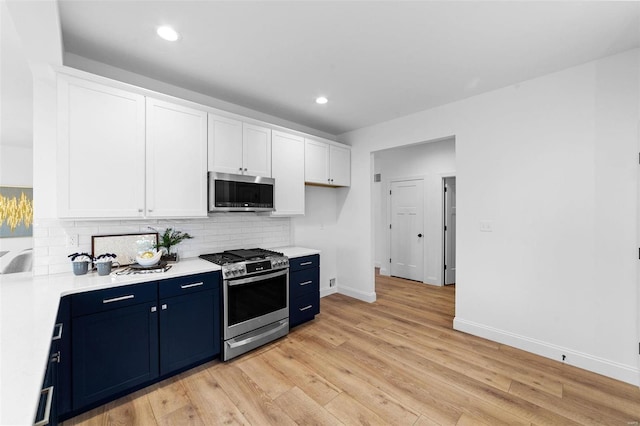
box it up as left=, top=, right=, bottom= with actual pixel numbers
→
left=33, top=215, right=291, bottom=275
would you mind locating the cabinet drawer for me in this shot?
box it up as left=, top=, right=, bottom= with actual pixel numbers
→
left=71, top=282, right=157, bottom=317
left=289, top=255, right=319, bottom=272
left=290, top=292, right=320, bottom=327
left=159, top=272, right=220, bottom=299
left=290, top=268, right=319, bottom=298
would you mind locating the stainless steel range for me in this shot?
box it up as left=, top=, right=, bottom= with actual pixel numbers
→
left=199, top=248, right=289, bottom=360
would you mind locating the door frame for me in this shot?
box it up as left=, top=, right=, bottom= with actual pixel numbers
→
left=387, top=176, right=426, bottom=283
left=441, top=174, right=456, bottom=285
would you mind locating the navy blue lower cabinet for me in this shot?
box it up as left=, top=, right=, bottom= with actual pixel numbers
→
left=54, top=296, right=71, bottom=419
left=158, top=272, right=221, bottom=375
left=159, top=289, right=219, bottom=374
left=71, top=300, right=159, bottom=409
left=289, top=254, right=320, bottom=328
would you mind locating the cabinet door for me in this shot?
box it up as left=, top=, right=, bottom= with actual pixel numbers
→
left=304, top=139, right=330, bottom=185
left=146, top=98, right=208, bottom=217
left=242, top=123, right=271, bottom=177
left=329, top=144, right=351, bottom=187
left=71, top=301, right=159, bottom=409
left=208, top=114, right=243, bottom=174
left=58, top=76, right=145, bottom=218
left=271, top=131, right=305, bottom=215
left=159, top=289, right=219, bottom=375
left=55, top=297, right=72, bottom=418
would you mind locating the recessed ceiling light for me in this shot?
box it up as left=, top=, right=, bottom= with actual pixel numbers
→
left=315, top=96, right=328, bottom=105
left=157, top=26, right=179, bottom=41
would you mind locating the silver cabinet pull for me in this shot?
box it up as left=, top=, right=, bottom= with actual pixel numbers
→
left=52, top=323, right=63, bottom=341
left=34, top=386, right=54, bottom=426
left=300, top=280, right=313, bottom=286
left=151, top=306, right=157, bottom=312
left=299, top=305, right=313, bottom=312
left=148, top=209, right=153, bottom=213
left=180, top=282, right=204, bottom=289
left=50, top=351, right=60, bottom=364
left=102, top=294, right=134, bottom=304
left=161, top=304, right=167, bottom=310
left=300, top=261, right=312, bottom=266
left=138, top=208, right=143, bottom=213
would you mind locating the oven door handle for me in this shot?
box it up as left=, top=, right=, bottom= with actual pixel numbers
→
left=226, top=269, right=288, bottom=286
left=227, top=321, right=288, bottom=348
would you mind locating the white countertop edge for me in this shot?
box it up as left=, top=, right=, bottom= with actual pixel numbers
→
left=0, top=246, right=317, bottom=424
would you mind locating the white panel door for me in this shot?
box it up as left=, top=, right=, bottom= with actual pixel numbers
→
left=444, top=177, right=456, bottom=285
left=271, top=130, right=305, bottom=215
left=329, top=144, right=351, bottom=186
left=304, top=139, right=330, bottom=184
left=208, top=114, right=243, bottom=174
left=57, top=76, right=145, bottom=218
left=146, top=98, right=207, bottom=217
left=390, top=179, right=424, bottom=281
left=242, top=123, right=271, bottom=177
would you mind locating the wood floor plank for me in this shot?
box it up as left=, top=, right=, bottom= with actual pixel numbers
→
left=274, top=387, right=343, bottom=425
left=508, top=380, right=632, bottom=425
left=63, top=272, right=640, bottom=426
left=146, top=375, right=192, bottom=420
left=261, top=347, right=342, bottom=405
left=155, top=404, right=203, bottom=426
left=279, top=337, right=422, bottom=425
left=180, top=364, right=250, bottom=425
left=100, top=388, right=157, bottom=426
left=323, top=391, right=390, bottom=426
left=235, top=351, right=296, bottom=400
left=213, top=364, right=298, bottom=426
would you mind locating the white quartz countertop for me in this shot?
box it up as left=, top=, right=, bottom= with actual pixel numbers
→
left=275, top=246, right=321, bottom=258
left=0, top=246, right=317, bottom=425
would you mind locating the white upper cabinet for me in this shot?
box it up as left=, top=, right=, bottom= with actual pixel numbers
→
left=328, top=144, right=351, bottom=187
left=207, top=114, right=243, bottom=174
left=208, top=114, right=272, bottom=177
left=271, top=130, right=305, bottom=216
left=242, top=123, right=272, bottom=177
left=58, top=75, right=207, bottom=219
left=58, top=76, right=146, bottom=218
left=146, top=98, right=208, bottom=218
left=304, top=138, right=351, bottom=187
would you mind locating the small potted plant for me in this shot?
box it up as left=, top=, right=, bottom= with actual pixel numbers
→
left=68, top=252, right=94, bottom=276
left=150, top=227, right=193, bottom=262
left=94, top=253, right=118, bottom=276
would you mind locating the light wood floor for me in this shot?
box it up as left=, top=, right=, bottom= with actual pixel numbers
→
left=64, top=273, right=640, bottom=425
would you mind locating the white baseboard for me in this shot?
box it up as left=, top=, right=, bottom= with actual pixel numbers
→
left=454, top=317, right=640, bottom=387
left=338, top=285, right=377, bottom=303
left=320, top=287, right=338, bottom=298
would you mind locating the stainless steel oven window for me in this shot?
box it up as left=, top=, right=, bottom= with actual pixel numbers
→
left=223, top=269, right=289, bottom=340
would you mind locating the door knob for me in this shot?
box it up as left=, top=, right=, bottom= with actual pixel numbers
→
left=418, top=234, right=423, bottom=238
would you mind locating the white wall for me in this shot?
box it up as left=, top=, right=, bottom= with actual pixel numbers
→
left=339, top=49, right=640, bottom=385
left=291, top=186, right=341, bottom=297
left=373, top=138, right=455, bottom=284
left=0, top=2, right=34, bottom=271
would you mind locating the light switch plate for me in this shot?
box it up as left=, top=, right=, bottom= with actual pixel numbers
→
left=480, top=220, right=494, bottom=232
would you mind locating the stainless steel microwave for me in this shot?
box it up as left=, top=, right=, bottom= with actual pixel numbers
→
left=208, top=172, right=275, bottom=212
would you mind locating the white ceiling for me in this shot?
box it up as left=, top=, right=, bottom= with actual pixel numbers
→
left=58, top=1, right=640, bottom=136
